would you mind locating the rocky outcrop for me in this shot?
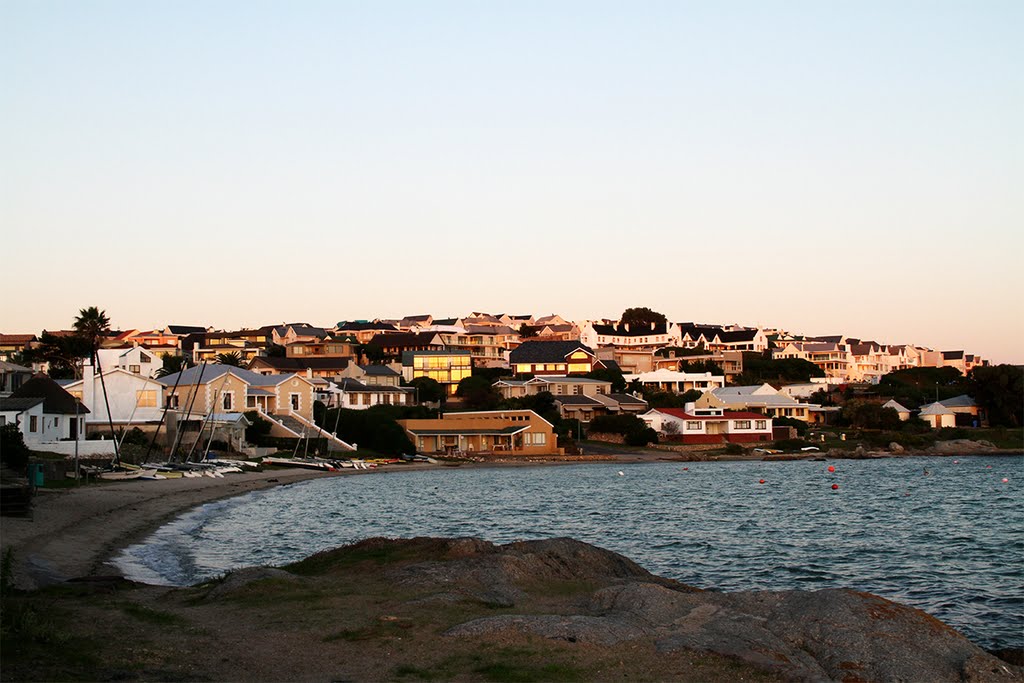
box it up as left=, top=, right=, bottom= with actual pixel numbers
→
left=306, top=537, right=1022, bottom=683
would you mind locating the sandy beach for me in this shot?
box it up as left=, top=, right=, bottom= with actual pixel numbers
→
left=0, top=467, right=361, bottom=589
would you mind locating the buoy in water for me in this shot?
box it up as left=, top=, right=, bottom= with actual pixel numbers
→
left=683, top=467, right=689, bottom=471
left=831, top=484, right=840, bottom=490
left=827, top=465, right=835, bottom=473
left=953, top=460, right=959, bottom=464
left=759, top=479, right=765, bottom=484
left=1002, top=478, right=1009, bottom=483
left=617, top=471, right=624, bottom=476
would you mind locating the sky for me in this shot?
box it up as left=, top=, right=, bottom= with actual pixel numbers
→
left=2, top=1, right=1021, bottom=363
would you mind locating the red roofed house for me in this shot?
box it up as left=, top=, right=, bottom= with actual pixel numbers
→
left=641, top=400, right=773, bottom=444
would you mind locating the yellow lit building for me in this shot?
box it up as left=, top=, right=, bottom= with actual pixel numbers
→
left=401, top=350, right=473, bottom=395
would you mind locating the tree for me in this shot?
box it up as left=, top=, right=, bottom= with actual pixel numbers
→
left=734, top=353, right=824, bottom=385
left=215, top=352, right=244, bottom=367
left=456, top=375, right=502, bottom=411
left=620, top=307, right=667, bottom=328
left=969, top=364, right=1024, bottom=428
left=155, top=353, right=191, bottom=378
left=0, top=424, right=30, bottom=471
left=840, top=400, right=902, bottom=431
left=27, top=332, right=93, bottom=379
left=877, top=366, right=968, bottom=406
left=73, top=306, right=111, bottom=360
left=678, top=360, right=724, bottom=375
left=586, top=367, right=626, bottom=393
left=408, top=376, right=445, bottom=405
left=265, top=343, right=287, bottom=358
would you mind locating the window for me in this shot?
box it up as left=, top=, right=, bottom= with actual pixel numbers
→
left=30, top=415, right=38, bottom=432
left=526, top=432, right=546, bottom=445
left=756, top=420, right=767, bottom=430
left=735, top=420, right=751, bottom=430
left=129, top=365, right=141, bottom=374
left=290, top=394, right=300, bottom=410
left=686, top=421, right=702, bottom=431
left=223, top=392, right=233, bottom=410
left=246, top=396, right=256, bottom=408
left=140, top=355, right=151, bottom=364
left=54, top=417, right=60, bottom=428
left=136, top=390, right=157, bottom=407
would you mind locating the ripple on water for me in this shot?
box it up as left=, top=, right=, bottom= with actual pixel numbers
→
left=114, top=455, right=1024, bottom=650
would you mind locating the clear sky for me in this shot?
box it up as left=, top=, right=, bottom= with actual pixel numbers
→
left=2, top=1, right=1021, bottom=362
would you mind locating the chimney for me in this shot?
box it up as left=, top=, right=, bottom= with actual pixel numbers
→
left=306, top=367, right=313, bottom=379
left=83, top=359, right=96, bottom=415
left=684, top=401, right=696, bottom=414
left=624, top=323, right=630, bottom=332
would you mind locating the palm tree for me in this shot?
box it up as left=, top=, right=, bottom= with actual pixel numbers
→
left=215, top=351, right=244, bottom=367
left=155, top=353, right=190, bottom=378
left=73, top=306, right=111, bottom=360
left=73, top=306, right=119, bottom=464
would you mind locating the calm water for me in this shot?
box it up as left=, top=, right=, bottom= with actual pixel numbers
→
left=116, top=455, right=1024, bottom=649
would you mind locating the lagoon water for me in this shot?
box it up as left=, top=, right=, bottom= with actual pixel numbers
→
left=116, top=455, right=1024, bottom=649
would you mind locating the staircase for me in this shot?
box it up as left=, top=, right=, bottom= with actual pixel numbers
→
left=260, top=410, right=355, bottom=452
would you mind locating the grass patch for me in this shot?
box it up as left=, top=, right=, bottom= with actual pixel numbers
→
left=120, top=603, right=188, bottom=626
left=286, top=539, right=440, bottom=576
left=474, top=661, right=583, bottom=682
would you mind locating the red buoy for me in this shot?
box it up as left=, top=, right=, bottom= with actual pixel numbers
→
left=759, top=479, right=765, bottom=484
left=827, top=465, right=835, bottom=473
left=831, top=484, right=839, bottom=490
left=683, top=467, right=689, bottom=471
left=1002, top=478, right=1009, bottom=483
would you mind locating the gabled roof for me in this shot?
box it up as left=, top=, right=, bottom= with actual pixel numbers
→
left=552, top=395, right=604, bottom=406
left=359, top=364, right=399, bottom=376
left=11, top=376, right=89, bottom=414
left=0, top=396, right=44, bottom=412
left=653, top=407, right=769, bottom=422
left=249, top=357, right=352, bottom=372
left=942, top=350, right=965, bottom=360
left=607, top=393, right=648, bottom=406
left=368, top=332, right=443, bottom=348
left=166, top=325, right=207, bottom=335
left=718, top=329, right=761, bottom=343
left=939, top=394, right=977, bottom=408
left=0, top=360, right=33, bottom=372
left=882, top=399, right=911, bottom=413
left=919, top=402, right=954, bottom=416
left=592, top=322, right=669, bottom=337
left=157, top=365, right=307, bottom=388
left=336, top=321, right=400, bottom=332
left=0, top=334, right=37, bottom=345
left=509, top=340, right=595, bottom=364
left=287, top=325, right=329, bottom=338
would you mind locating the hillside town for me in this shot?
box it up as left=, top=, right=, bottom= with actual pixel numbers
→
left=2, top=305, right=1012, bottom=467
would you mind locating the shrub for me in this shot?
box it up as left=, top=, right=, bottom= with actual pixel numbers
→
left=772, top=416, right=808, bottom=436
left=0, top=424, right=30, bottom=471
left=624, top=427, right=658, bottom=447
left=724, top=443, right=745, bottom=455
left=772, top=438, right=807, bottom=452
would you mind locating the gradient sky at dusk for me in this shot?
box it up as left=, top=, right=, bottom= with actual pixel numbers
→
left=2, top=1, right=1021, bottom=362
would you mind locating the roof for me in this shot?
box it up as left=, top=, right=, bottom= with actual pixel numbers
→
left=287, top=325, right=329, bottom=338
left=528, top=376, right=609, bottom=385
left=0, top=334, right=37, bottom=345
left=0, top=396, right=44, bottom=412
left=11, top=376, right=90, bottom=414
left=654, top=408, right=770, bottom=422
left=0, top=360, right=33, bottom=372
left=335, top=321, right=399, bottom=332
left=608, top=393, right=648, bottom=406
left=404, top=426, right=528, bottom=436
left=942, top=350, right=965, bottom=360
left=359, top=364, right=399, bottom=376
left=368, top=332, right=444, bottom=348
left=882, top=399, right=911, bottom=413
left=157, top=365, right=305, bottom=388
left=939, top=394, right=977, bottom=408
left=206, top=413, right=252, bottom=425
left=718, top=329, right=761, bottom=343
left=919, top=402, right=955, bottom=416
left=249, top=357, right=352, bottom=371
left=166, top=325, right=207, bottom=335
left=509, top=340, right=595, bottom=364
left=552, top=395, right=604, bottom=406
left=592, top=322, right=669, bottom=337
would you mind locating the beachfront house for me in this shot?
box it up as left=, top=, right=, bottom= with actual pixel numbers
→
left=641, top=403, right=773, bottom=444
left=398, top=409, right=558, bottom=456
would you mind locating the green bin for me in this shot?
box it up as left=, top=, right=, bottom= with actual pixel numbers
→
left=28, top=463, right=44, bottom=487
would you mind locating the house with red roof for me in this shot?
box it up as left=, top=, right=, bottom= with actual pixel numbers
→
left=641, top=400, right=773, bottom=444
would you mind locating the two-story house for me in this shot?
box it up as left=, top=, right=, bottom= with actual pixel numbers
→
left=509, top=341, right=603, bottom=377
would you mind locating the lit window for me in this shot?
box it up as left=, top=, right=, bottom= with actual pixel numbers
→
left=756, top=420, right=767, bottom=430
left=136, top=391, right=157, bottom=407
left=735, top=420, right=751, bottom=430
left=686, top=421, right=702, bottom=430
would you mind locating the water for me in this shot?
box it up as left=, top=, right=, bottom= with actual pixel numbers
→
left=115, top=455, right=1024, bottom=650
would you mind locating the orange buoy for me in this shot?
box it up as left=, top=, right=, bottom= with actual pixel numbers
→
left=759, top=479, right=765, bottom=484
left=831, top=484, right=839, bottom=490
left=827, top=465, right=835, bottom=473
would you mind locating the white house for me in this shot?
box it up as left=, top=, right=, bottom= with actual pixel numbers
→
left=621, top=369, right=726, bottom=394
left=1, top=375, right=89, bottom=445
left=96, top=345, right=162, bottom=378
left=712, top=384, right=822, bottom=422
left=641, top=403, right=772, bottom=445
left=881, top=399, right=912, bottom=421
left=63, top=363, right=169, bottom=432
left=918, top=402, right=956, bottom=429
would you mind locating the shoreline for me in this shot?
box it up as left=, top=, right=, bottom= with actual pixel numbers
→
left=2, top=448, right=1020, bottom=591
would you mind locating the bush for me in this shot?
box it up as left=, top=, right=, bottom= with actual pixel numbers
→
left=772, top=416, right=808, bottom=436
left=724, top=443, right=745, bottom=455
left=772, top=438, right=807, bottom=452
left=244, top=411, right=273, bottom=445
left=0, top=424, right=30, bottom=471
left=588, top=414, right=648, bottom=437
left=624, top=427, right=658, bottom=447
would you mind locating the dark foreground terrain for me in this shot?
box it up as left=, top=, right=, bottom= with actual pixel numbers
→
left=2, top=537, right=1021, bottom=682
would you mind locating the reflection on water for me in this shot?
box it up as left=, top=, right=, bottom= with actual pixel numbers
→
left=116, top=455, right=1024, bottom=649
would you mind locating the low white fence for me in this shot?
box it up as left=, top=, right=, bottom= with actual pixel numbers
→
left=29, top=440, right=118, bottom=457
